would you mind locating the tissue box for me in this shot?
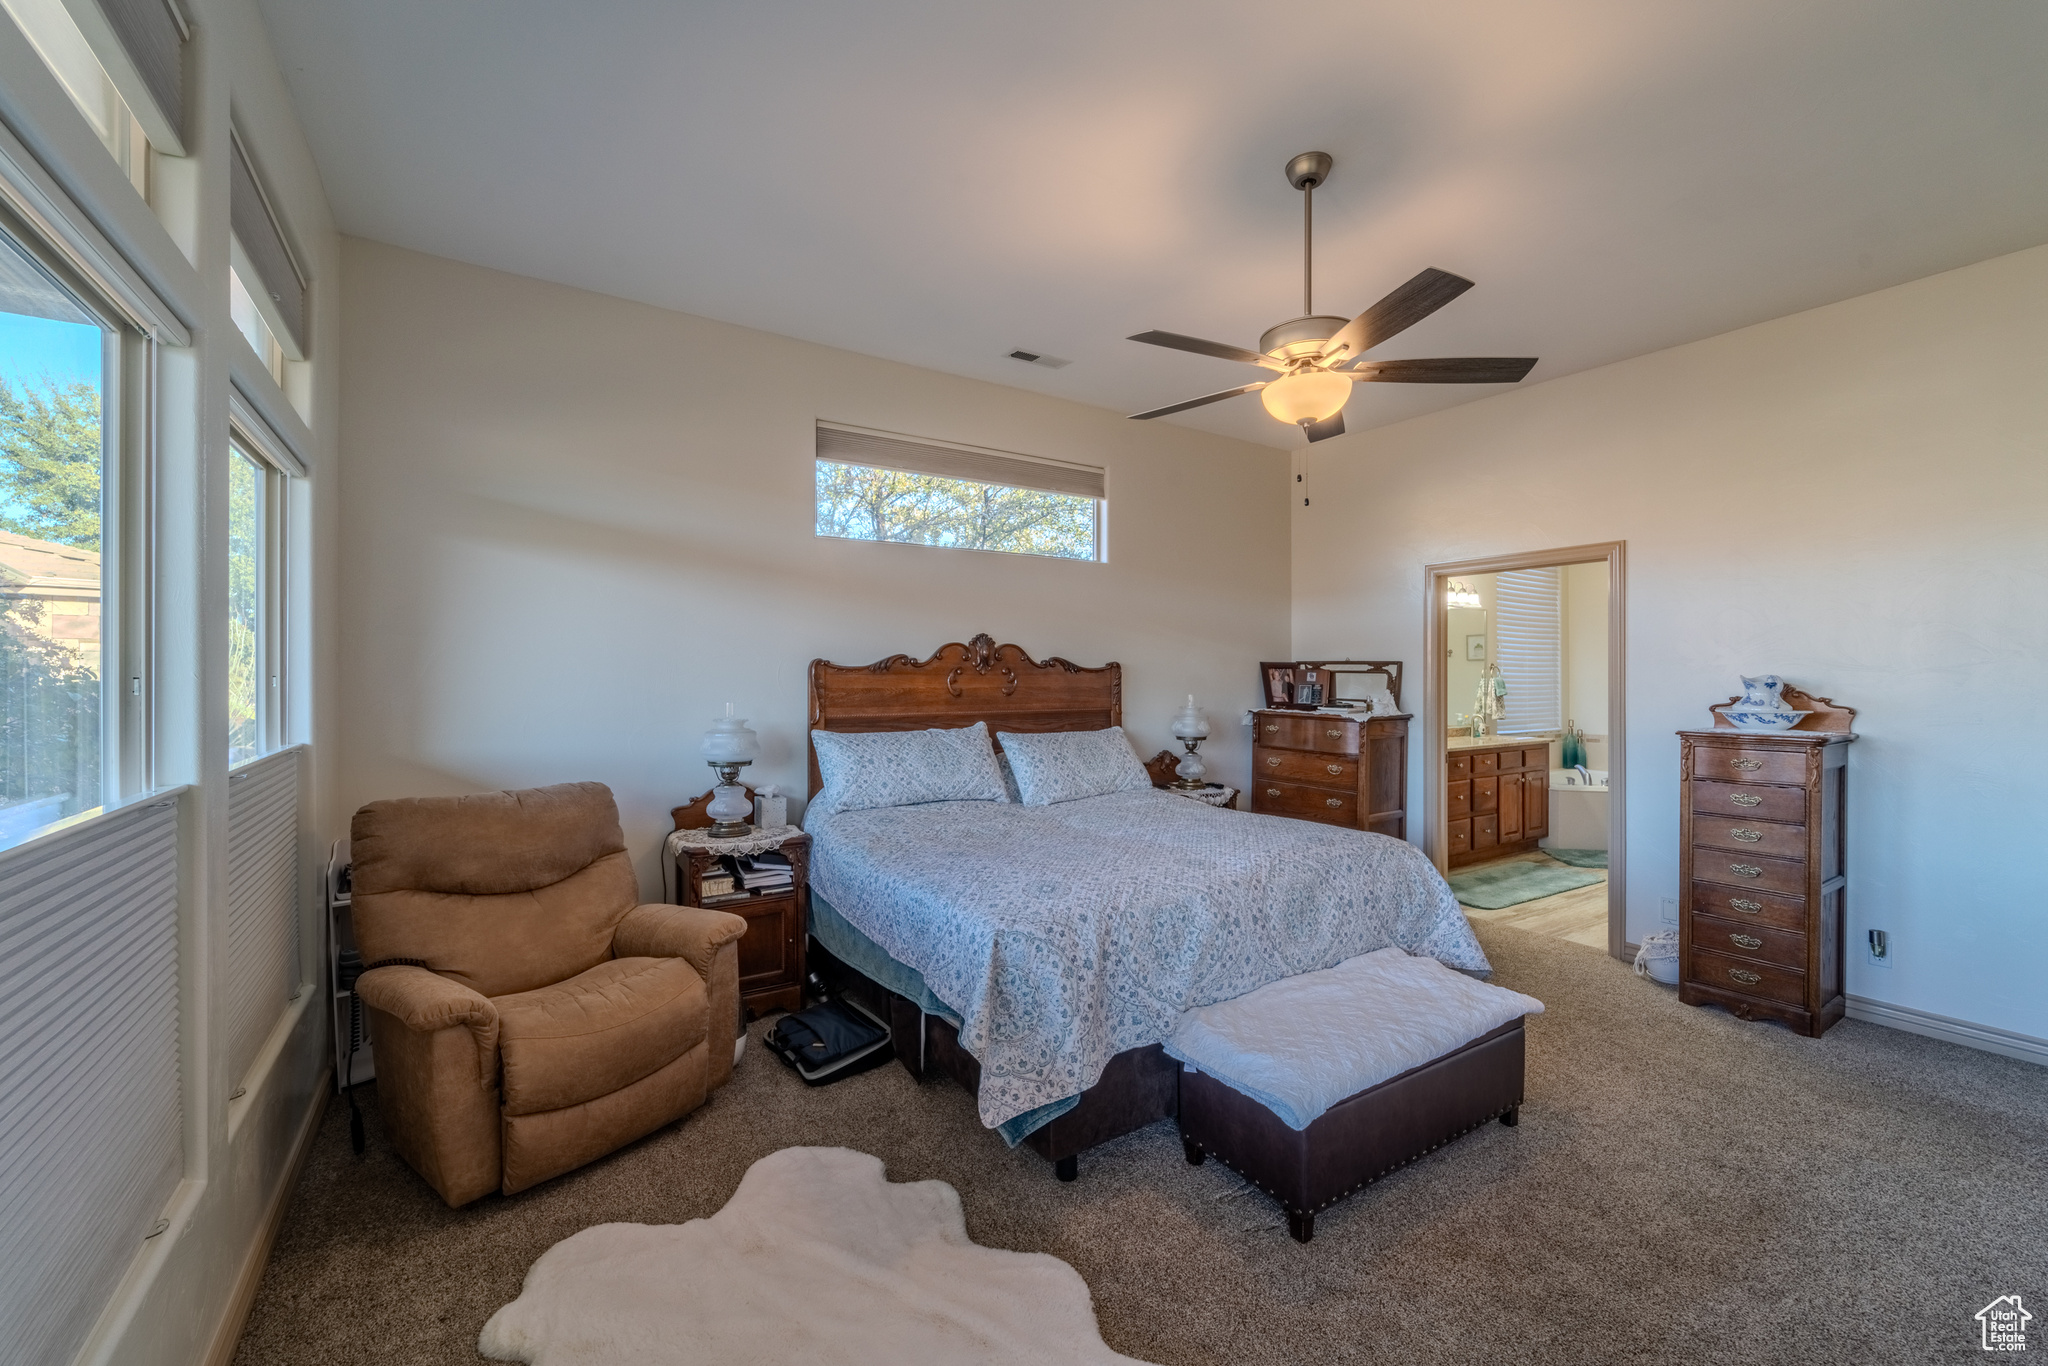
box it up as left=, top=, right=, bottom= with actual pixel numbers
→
left=755, top=792, right=788, bottom=828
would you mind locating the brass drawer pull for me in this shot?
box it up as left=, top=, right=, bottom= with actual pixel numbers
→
left=1730, top=933, right=1763, bottom=949
left=1264, top=723, right=1279, bottom=732
left=1325, top=798, right=1343, bottom=808
left=1730, top=828, right=1763, bottom=843
left=1730, top=758, right=1763, bottom=771
left=1729, top=863, right=1762, bottom=878
left=1266, top=788, right=1281, bottom=797
left=1326, top=764, right=1344, bottom=775
left=1267, top=757, right=1281, bottom=766
left=1729, top=897, right=1763, bottom=913
left=1730, top=794, right=1762, bottom=807
left=1326, top=728, right=1343, bottom=738
left=1729, top=968, right=1762, bottom=985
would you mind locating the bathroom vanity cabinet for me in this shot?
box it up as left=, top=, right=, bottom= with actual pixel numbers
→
left=1446, top=737, right=1550, bottom=867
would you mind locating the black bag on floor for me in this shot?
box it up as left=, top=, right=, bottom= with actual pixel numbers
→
left=765, top=999, right=892, bottom=1085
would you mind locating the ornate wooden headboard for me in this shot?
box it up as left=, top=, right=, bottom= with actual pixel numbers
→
left=807, top=633, right=1122, bottom=793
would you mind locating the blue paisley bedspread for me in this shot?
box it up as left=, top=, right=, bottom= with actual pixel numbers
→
left=805, top=788, right=1488, bottom=1135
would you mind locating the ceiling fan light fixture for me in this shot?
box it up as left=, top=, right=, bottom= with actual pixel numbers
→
left=1259, top=368, right=1351, bottom=426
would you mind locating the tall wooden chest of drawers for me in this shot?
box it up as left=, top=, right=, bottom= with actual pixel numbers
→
left=1249, top=709, right=1409, bottom=838
left=1446, top=738, right=1551, bottom=867
left=1678, top=691, right=1855, bottom=1038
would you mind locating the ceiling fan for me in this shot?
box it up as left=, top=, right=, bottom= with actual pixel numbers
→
left=1127, top=151, right=1537, bottom=443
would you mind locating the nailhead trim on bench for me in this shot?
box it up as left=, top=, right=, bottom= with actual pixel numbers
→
left=1182, top=1103, right=1517, bottom=1218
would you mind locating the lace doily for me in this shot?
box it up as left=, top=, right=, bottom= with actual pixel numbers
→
left=1164, top=784, right=1238, bottom=808
left=662, top=824, right=803, bottom=903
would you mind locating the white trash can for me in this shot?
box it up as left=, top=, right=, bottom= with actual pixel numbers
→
left=1634, top=929, right=1680, bottom=986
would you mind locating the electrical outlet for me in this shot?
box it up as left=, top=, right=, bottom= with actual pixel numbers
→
left=1866, top=928, right=1891, bottom=968
left=1661, top=897, right=1678, bottom=925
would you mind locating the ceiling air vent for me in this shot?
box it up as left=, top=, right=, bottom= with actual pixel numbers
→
left=1008, top=350, right=1070, bottom=369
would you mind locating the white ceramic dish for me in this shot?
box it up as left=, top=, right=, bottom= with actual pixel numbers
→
left=1721, top=708, right=1812, bottom=733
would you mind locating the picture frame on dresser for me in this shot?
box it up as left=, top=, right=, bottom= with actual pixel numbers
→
left=1677, top=686, right=1855, bottom=1038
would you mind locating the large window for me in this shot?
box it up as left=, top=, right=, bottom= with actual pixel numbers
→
left=0, top=228, right=112, bottom=839
left=814, top=423, right=1104, bottom=562
left=227, top=435, right=286, bottom=766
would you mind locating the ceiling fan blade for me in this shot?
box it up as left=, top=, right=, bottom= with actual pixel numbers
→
left=1301, top=412, right=1345, bottom=443
left=1128, top=382, right=1267, bottom=420
left=1351, top=357, right=1538, bottom=384
left=1128, top=330, right=1286, bottom=370
left=1318, top=268, right=1474, bottom=366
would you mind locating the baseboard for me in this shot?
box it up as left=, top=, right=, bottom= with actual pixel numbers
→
left=201, top=1071, right=331, bottom=1366
left=1846, top=997, right=2048, bottom=1067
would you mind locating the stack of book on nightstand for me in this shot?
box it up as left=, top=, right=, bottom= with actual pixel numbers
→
left=732, top=850, right=794, bottom=892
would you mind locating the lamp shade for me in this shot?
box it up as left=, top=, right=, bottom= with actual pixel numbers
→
left=1170, top=694, right=1210, bottom=741
left=700, top=703, right=761, bottom=763
left=1259, top=369, right=1351, bottom=426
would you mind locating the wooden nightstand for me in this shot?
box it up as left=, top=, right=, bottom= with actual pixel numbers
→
left=669, top=790, right=808, bottom=1017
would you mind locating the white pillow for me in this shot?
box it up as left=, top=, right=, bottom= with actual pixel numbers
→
left=996, top=727, right=1152, bottom=805
left=809, top=722, right=1009, bottom=817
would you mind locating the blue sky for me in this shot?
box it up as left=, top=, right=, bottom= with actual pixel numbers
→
left=0, top=311, right=102, bottom=532
left=0, top=312, right=102, bottom=391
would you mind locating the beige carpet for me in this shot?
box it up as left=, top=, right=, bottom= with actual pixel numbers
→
left=234, top=924, right=2048, bottom=1365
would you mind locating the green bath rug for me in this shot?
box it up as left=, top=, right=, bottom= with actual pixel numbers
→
left=1449, top=862, right=1604, bottom=910
left=1542, top=849, right=1609, bottom=869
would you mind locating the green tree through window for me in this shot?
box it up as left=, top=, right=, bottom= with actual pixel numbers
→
left=815, top=461, right=1097, bottom=560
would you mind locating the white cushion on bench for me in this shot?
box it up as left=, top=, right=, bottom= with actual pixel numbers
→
left=1164, top=948, right=1544, bottom=1130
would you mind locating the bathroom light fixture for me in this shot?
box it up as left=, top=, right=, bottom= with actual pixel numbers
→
left=1446, top=579, right=1482, bottom=610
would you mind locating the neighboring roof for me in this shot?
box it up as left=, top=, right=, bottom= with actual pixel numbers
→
left=0, top=530, right=100, bottom=595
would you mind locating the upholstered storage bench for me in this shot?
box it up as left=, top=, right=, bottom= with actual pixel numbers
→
left=1169, top=949, right=1538, bottom=1243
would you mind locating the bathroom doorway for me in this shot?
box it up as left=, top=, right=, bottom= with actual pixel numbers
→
left=1423, top=543, right=1628, bottom=959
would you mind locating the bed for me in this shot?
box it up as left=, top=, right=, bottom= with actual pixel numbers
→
left=804, top=634, right=1487, bottom=1179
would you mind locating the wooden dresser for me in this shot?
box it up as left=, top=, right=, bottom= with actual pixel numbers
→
left=1447, top=738, right=1551, bottom=867
left=1678, top=688, right=1855, bottom=1037
left=1249, top=709, right=1409, bottom=838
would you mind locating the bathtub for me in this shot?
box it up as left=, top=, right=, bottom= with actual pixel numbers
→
left=1544, top=768, right=1609, bottom=851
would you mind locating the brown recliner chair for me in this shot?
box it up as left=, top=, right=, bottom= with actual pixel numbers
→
left=350, top=781, right=746, bottom=1207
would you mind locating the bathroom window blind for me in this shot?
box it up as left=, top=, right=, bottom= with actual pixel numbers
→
left=226, top=746, right=304, bottom=1086
left=228, top=130, right=307, bottom=354
left=0, top=794, right=183, bottom=1366
left=1495, top=567, right=1562, bottom=734
left=816, top=422, right=1104, bottom=500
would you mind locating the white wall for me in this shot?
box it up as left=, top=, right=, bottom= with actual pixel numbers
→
left=336, top=239, right=1291, bottom=896
left=1562, top=560, right=1608, bottom=766
left=1293, top=241, right=2048, bottom=1042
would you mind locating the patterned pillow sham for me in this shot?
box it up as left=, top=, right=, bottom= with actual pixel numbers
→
left=810, top=722, right=1009, bottom=817
left=995, top=727, right=1152, bottom=805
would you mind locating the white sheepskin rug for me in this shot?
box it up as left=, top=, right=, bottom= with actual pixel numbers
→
left=478, top=1147, right=1154, bottom=1365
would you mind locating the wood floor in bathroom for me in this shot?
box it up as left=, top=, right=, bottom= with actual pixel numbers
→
left=1458, top=849, right=1610, bottom=950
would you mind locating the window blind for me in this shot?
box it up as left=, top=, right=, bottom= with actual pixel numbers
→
left=1495, top=567, right=1562, bottom=734
left=226, top=746, right=302, bottom=1086
left=228, top=131, right=306, bottom=355
left=817, top=423, right=1103, bottom=500
left=0, top=795, right=182, bottom=1366
left=80, top=0, right=187, bottom=145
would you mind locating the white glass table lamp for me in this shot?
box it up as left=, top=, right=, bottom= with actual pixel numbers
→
left=1169, top=695, right=1212, bottom=790
left=700, top=703, right=761, bottom=838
